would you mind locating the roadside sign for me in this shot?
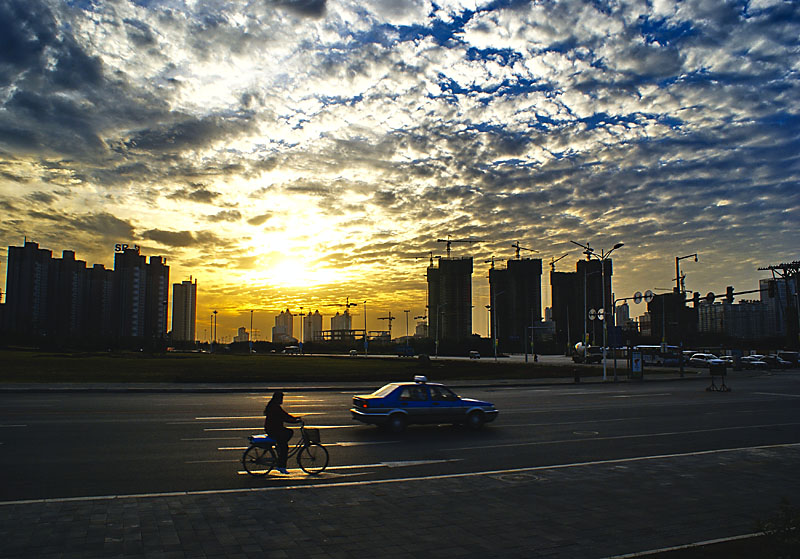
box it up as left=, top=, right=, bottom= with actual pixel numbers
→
left=633, top=291, right=643, bottom=304
left=644, top=290, right=655, bottom=303
left=588, top=308, right=597, bottom=320
left=597, top=308, right=605, bottom=321
left=631, top=350, right=643, bottom=379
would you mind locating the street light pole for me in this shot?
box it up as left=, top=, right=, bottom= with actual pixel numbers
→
left=363, top=301, right=368, bottom=356
left=570, top=241, right=624, bottom=381
left=404, top=310, right=410, bottom=347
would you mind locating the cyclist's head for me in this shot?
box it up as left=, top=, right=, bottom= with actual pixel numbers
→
left=271, top=390, right=284, bottom=404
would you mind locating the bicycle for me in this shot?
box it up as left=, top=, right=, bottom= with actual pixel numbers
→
left=242, top=419, right=329, bottom=476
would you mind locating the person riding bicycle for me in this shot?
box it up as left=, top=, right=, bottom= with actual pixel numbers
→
left=263, top=390, right=301, bottom=474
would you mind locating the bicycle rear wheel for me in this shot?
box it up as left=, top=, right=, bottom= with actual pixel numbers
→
left=242, top=445, right=277, bottom=476
left=297, top=443, right=329, bottom=475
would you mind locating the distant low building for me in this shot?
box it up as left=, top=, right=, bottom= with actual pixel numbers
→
left=234, top=326, right=249, bottom=343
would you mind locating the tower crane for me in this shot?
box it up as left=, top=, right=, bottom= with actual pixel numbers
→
left=414, top=251, right=440, bottom=267
left=378, top=311, right=395, bottom=338
left=343, top=297, right=358, bottom=312
left=512, top=241, right=538, bottom=259
left=436, top=237, right=484, bottom=258
left=549, top=253, right=569, bottom=272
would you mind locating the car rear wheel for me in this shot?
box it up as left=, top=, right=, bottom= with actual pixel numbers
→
left=387, top=414, right=407, bottom=433
left=466, top=411, right=484, bottom=430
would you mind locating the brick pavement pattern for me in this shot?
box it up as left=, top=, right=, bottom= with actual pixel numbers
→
left=2, top=444, right=799, bottom=558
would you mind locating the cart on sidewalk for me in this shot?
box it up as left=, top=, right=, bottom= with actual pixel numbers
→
left=706, top=359, right=730, bottom=392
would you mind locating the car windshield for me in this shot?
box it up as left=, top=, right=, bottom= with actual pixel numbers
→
left=369, top=383, right=402, bottom=398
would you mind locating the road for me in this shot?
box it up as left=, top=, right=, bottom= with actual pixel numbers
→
left=2, top=373, right=799, bottom=502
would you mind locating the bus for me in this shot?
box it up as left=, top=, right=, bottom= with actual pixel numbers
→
left=634, top=345, right=681, bottom=366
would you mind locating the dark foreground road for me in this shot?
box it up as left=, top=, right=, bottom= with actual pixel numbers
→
left=1, top=371, right=799, bottom=557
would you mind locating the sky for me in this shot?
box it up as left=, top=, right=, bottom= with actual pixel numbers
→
left=1, top=0, right=799, bottom=342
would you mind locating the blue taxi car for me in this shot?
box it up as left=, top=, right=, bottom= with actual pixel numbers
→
left=350, top=376, right=498, bottom=433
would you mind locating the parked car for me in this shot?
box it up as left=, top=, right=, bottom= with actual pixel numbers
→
left=350, top=376, right=499, bottom=433
left=573, top=344, right=603, bottom=364
left=468, top=350, right=481, bottom=359
left=689, top=353, right=718, bottom=367
left=763, top=354, right=792, bottom=369
left=741, top=355, right=769, bottom=370
left=777, top=351, right=799, bottom=367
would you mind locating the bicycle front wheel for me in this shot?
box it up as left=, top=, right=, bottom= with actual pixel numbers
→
left=297, top=443, right=329, bottom=475
left=242, top=445, right=277, bottom=476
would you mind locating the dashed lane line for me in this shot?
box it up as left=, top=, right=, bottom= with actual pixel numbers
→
left=442, top=421, right=800, bottom=452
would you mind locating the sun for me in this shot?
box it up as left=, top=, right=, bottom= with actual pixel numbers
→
left=253, top=255, right=345, bottom=289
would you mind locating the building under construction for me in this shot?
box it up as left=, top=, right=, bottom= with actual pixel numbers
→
left=427, top=257, right=473, bottom=343
left=488, top=258, right=543, bottom=352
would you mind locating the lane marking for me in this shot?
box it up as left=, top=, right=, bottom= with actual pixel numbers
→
left=611, top=393, right=671, bottom=398
left=603, top=531, right=763, bottom=558
left=0, top=424, right=28, bottom=428
left=218, top=440, right=398, bottom=451
left=5, top=441, right=799, bottom=506
left=182, top=437, right=242, bottom=441
left=204, top=424, right=353, bottom=431
left=755, top=392, right=800, bottom=398
left=442, top=421, right=800, bottom=452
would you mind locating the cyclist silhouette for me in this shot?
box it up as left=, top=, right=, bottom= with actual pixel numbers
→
left=263, top=391, right=301, bottom=474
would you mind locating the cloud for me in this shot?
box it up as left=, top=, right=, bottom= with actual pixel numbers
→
left=141, top=229, right=196, bottom=248
left=268, top=0, right=327, bottom=18
left=247, top=213, right=273, bottom=226
left=167, top=185, right=223, bottom=204
left=208, top=210, right=243, bottom=222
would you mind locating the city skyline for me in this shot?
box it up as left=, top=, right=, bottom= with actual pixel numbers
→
left=2, top=1, right=799, bottom=341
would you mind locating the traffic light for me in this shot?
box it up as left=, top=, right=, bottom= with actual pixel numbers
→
left=725, top=286, right=734, bottom=303
left=692, top=292, right=700, bottom=307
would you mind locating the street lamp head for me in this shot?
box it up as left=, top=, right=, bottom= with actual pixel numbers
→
left=613, top=242, right=624, bottom=250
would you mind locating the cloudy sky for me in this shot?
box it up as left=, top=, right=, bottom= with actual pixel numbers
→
left=1, top=0, right=798, bottom=341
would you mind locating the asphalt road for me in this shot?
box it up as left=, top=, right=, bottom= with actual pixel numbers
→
left=2, top=372, right=799, bottom=503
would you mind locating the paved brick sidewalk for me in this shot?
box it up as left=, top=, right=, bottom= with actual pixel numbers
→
left=2, top=443, right=798, bottom=558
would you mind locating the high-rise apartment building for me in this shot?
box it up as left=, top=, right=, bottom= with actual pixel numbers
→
left=272, top=309, right=294, bottom=343
left=3, top=241, right=168, bottom=346
left=550, top=258, right=613, bottom=350
left=172, top=277, right=197, bottom=342
left=488, top=258, right=542, bottom=352
left=427, top=257, right=473, bottom=342
left=303, top=310, right=323, bottom=342
left=4, top=241, right=56, bottom=337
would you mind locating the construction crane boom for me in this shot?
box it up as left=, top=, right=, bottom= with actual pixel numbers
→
left=378, top=311, right=396, bottom=337
left=436, top=237, right=485, bottom=258
left=549, top=253, right=569, bottom=272
left=511, top=241, right=539, bottom=259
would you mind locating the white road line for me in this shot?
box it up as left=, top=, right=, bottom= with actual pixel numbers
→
left=603, top=531, right=763, bottom=558
left=204, top=425, right=354, bottom=431
left=501, top=418, right=642, bottom=428
left=611, top=393, right=671, bottom=398
left=182, top=437, right=242, bottom=441
left=755, top=392, right=800, bottom=398
left=218, top=440, right=399, bottom=451
left=196, top=416, right=263, bottom=420
left=442, top=421, right=800, bottom=452
left=5, top=441, right=799, bottom=506
left=0, top=424, right=28, bottom=428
